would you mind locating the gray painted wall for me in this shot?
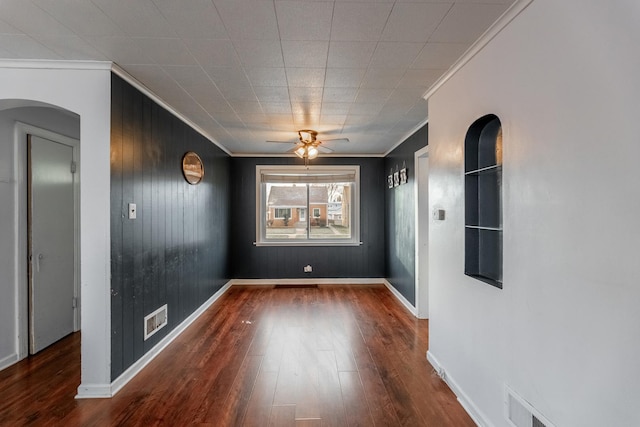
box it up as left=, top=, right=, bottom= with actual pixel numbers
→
left=384, top=125, right=428, bottom=305
left=230, top=157, right=385, bottom=279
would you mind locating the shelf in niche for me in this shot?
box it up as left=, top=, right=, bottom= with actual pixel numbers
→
left=465, top=164, right=502, bottom=175
left=464, top=273, right=503, bottom=289
left=465, top=225, right=502, bottom=231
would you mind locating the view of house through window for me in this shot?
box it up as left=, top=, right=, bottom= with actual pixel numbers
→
left=256, top=166, right=360, bottom=246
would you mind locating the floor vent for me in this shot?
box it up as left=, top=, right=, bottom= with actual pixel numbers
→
left=274, top=284, right=319, bottom=289
left=506, top=386, right=555, bottom=427
left=144, top=304, right=168, bottom=341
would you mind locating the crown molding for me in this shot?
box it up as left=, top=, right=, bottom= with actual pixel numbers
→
left=0, top=59, right=111, bottom=70
left=111, top=64, right=232, bottom=156
left=422, top=0, right=534, bottom=101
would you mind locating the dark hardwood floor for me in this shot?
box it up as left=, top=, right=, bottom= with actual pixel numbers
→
left=0, top=284, right=475, bottom=426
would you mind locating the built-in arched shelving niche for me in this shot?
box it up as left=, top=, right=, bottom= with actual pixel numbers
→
left=464, top=114, right=503, bottom=288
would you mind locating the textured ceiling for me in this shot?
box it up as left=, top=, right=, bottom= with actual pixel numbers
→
left=0, top=0, right=515, bottom=155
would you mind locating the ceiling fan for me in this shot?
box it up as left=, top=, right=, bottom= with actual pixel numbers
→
left=267, top=129, right=350, bottom=165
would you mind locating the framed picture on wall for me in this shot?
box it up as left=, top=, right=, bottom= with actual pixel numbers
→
left=393, top=171, right=399, bottom=187
left=399, top=167, right=407, bottom=185
left=387, top=174, right=394, bottom=189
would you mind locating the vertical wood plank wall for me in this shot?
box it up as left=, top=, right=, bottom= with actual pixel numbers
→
left=110, top=74, right=230, bottom=380
left=384, top=125, right=428, bottom=306
left=229, top=157, right=385, bottom=279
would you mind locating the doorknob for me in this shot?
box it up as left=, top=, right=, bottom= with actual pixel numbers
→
left=36, top=253, right=43, bottom=272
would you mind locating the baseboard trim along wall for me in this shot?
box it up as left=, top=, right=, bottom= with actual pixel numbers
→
left=427, top=351, right=491, bottom=427
left=0, top=353, right=18, bottom=371
left=76, top=280, right=233, bottom=399
left=232, top=278, right=387, bottom=286
left=382, top=279, right=418, bottom=317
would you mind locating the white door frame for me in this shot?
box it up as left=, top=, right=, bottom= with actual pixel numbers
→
left=15, top=122, right=80, bottom=359
left=414, top=146, right=429, bottom=319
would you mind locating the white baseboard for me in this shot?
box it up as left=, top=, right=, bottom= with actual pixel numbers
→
left=426, top=351, right=490, bottom=427
left=76, top=280, right=233, bottom=399
left=231, top=278, right=387, bottom=286
left=382, top=279, right=418, bottom=316
left=0, top=352, right=18, bottom=371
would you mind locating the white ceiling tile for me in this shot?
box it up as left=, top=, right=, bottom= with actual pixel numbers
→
left=152, top=0, right=228, bottom=39
left=292, top=103, right=321, bottom=116
left=411, top=42, right=469, bottom=69
left=0, top=34, right=60, bottom=59
left=253, top=87, right=290, bottom=103
left=286, top=68, right=325, bottom=88
left=397, top=69, right=444, bottom=89
left=381, top=3, right=451, bottom=42
left=219, top=85, right=258, bottom=102
left=331, top=3, right=393, bottom=41
left=228, top=101, right=264, bottom=114
left=360, top=68, right=405, bottom=89
left=262, top=102, right=292, bottom=114
left=162, top=66, right=215, bottom=90
left=32, top=35, right=107, bottom=60
left=205, top=66, right=252, bottom=88
left=318, top=115, right=346, bottom=127
left=429, top=3, right=509, bottom=43
left=282, top=41, right=329, bottom=68
left=385, top=87, right=423, bottom=105
left=354, top=88, right=392, bottom=104
left=32, top=0, right=122, bottom=37
left=191, top=93, right=235, bottom=114
left=327, top=41, right=376, bottom=68
left=321, top=103, right=351, bottom=115
left=184, top=39, right=241, bottom=68
left=322, top=87, right=357, bottom=103
left=91, top=0, right=176, bottom=37
left=214, top=0, right=279, bottom=40
left=234, top=40, right=284, bottom=67
left=0, top=1, right=74, bottom=36
left=349, top=103, right=383, bottom=116
left=343, top=114, right=376, bottom=127
left=289, top=87, right=323, bottom=103
left=324, top=68, right=366, bottom=88
left=132, top=38, right=198, bottom=65
left=266, top=114, right=294, bottom=128
left=121, top=64, right=189, bottom=100
left=0, top=18, right=23, bottom=35
left=275, top=1, right=333, bottom=41
left=87, top=36, right=155, bottom=65
left=245, top=68, right=288, bottom=87
left=369, top=42, right=424, bottom=69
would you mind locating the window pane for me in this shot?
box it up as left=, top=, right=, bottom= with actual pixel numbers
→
left=265, top=184, right=307, bottom=240
left=309, top=183, right=351, bottom=240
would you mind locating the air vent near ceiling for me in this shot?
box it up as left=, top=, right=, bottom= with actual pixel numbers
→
left=505, top=385, right=555, bottom=427
left=144, top=304, right=168, bottom=341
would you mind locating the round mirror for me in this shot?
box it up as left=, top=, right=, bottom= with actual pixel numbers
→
left=182, top=151, right=204, bottom=185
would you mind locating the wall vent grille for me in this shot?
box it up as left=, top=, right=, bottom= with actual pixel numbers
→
left=505, top=386, right=555, bottom=427
left=144, top=304, right=168, bottom=341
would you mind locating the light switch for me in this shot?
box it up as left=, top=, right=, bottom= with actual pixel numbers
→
left=128, top=203, right=137, bottom=219
left=432, top=209, right=445, bottom=221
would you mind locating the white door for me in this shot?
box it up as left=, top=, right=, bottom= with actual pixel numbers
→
left=415, top=147, right=429, bottom=319
left=29, top=135, right=76, bottom=354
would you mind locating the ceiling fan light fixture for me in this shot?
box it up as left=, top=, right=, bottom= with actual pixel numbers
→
left=295, top=146, right=306, bottom=158
left=307, top=146, right=319, bottom=159
left=298, top=130, right=316, bottom=144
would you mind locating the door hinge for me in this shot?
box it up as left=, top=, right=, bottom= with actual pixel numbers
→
left=72, top=297, right=78, bottom=308
left=70, top=161, right=77, bottom=174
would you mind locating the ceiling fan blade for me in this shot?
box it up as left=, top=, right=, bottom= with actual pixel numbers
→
left=320, top=137, right=350, bottom=143
left=266, top=140, right=297, bottom=144
left=317, top=145, right=334, bottom=154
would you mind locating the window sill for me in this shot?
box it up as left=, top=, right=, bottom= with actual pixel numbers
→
left=254, top=241, right=363, bottom=247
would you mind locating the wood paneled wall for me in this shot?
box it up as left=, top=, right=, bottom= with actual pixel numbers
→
left=110, top=74, right=230, bottom=380
left=229, top=157, right=385, bottom=279
left=384, top=125, right=428, bottom=305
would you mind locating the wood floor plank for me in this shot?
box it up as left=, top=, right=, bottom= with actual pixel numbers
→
left=0, top=284, right=475, bottom=427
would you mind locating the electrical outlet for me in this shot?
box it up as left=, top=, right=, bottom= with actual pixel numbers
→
left=128, top=203, right=137, bottom=219
left=304, top=265, right=312, bottom=273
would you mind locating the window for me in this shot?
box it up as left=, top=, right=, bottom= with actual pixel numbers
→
left=274, top=208, right=291, bottom=219
left=256, top=165, right=360, bottom=246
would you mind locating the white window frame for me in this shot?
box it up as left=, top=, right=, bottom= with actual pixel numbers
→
left=256, top=165, right=361, bottom=247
